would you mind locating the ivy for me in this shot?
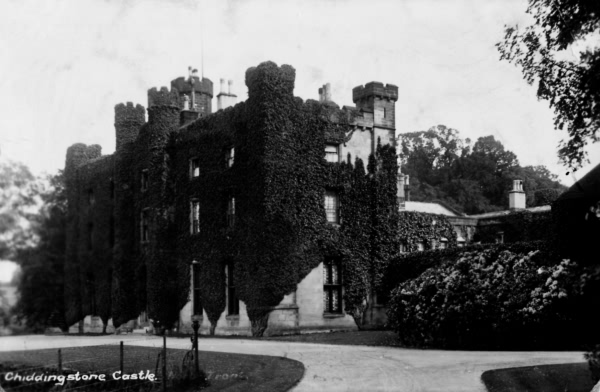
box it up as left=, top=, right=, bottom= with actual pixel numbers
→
left=64, top=61, right=402, bottom=335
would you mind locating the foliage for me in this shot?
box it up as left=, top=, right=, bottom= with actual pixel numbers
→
left=585, top=344, right=600, bottom=382
left=397, top=211, right=457, bottom=252
left=386, top=246, right=591, bottom=349
left=497, top=0, right=600, bottom=170
left=0, top=160, right=44, bottom=260
left=398, top=127, right=566, bottom=214
left=533, top=188, right=562, bottom=206
left=474, top=209, right=556, bottom=244
left=64, top=61, right=400, bottom=335
left=14, top=172, right=67, bottom=332
left=381, top=240, right=556, bottom=302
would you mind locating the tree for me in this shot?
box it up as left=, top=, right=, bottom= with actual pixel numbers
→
left=13, top=172, right=67, bottom=331
left=497, top=0, right=600, bottom=171
left=0, top=160, right=43, bottom=260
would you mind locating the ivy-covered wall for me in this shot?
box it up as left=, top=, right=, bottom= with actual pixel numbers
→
left=64, top=61, right=402, bottom=335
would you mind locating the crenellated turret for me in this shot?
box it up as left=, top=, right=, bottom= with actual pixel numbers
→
left=352, top=81, right=398, bottom=148
left=114, top=102, right=145, bottom=151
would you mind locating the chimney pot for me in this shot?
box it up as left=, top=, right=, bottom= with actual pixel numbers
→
left=228, top=79, right=233, bottom=95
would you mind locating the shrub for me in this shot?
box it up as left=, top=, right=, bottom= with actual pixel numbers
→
left=585, top=345, right=600, bottom=382
left=386, top=247, right=582, bottom=349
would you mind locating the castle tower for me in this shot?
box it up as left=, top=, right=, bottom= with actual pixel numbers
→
left=352, top=82, right=398, bottom=150
left=170, top=67, right=213, bottom=116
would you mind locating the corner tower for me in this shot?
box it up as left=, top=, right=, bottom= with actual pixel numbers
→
left=352, top=82, right=398, bottom=148
left=170, top=68, right=213, bottom=117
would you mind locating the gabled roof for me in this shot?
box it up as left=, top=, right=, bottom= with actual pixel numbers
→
left=557, top=162, right=600, bottom=201
left=404, top=201, right=460, bottom=216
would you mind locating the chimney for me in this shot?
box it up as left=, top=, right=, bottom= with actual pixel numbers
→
left=318, top=83, right=332, bottom=102
left=509, top=179, right=526, bottom=209
left=217, top=78, right=237, bottom=111
left=324, top=83, right=332, bottom=101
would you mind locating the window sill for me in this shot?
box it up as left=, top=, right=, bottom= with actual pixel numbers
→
left=226, top=315, right=239, bottom=320
left=323, top=313, right=345, bottom=319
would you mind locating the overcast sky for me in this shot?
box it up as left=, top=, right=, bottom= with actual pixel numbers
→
left=1, top=0, right=598, bottom=187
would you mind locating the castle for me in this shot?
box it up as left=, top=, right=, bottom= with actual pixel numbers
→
left=64, top=61, right=404, bottom=335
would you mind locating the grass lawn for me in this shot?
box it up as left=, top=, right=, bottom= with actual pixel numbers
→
left=0, top=345, right=304, bottom=391
left=481, top=363, right=597, bottom=392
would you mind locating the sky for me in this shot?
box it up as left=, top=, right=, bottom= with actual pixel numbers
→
left=0, top=0, right=599, bottom=188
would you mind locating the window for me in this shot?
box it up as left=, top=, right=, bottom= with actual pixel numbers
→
left=226, top=262, right=239, bottom=316
left=324, top=191, right=339, bottom=224
left=141, top=209, right=149, bottom=243
left=141, top=170, right=149, bottom=191
left=87, top=223, right=94, bottom=250
left=323, top=258, right=342, bottom=313
left=439, top=239, right=447, bottom=249
left=325, top=144, right=339, bottom=163
left=225, top=147, right=235, bottom=168
left=383, top=107, right=387, bottom=119
left=192, top=263, right=203, bottom=316
left=417, top=242, right=425, bottom=252
left=190, top=200, right=200, bottom=234
left=190, top=158, right=200, bottom=178
left=399, top=242, right=407, bottom=254
left=88, top=189, right=95, bottom=205
left=109, top=216, right=115, bottom=247
left=227, top=196, right=235, bottom=228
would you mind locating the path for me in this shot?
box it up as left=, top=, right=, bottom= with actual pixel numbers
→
left=0, top=334, right=585, bottom=391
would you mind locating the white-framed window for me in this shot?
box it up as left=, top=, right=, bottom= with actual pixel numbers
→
left=190, top=200, right=200, bottom=234
left=225, top=147, right=235, bottom=168
left=325, top=144, right=339, bottom=163
left=141, top=170, right=149, bottom=191
left=227, top=196, right=235, bottom=228
left=323, top=258, right=342, bottom=313
left=190, top=158, right=200, bottom=178
left=141, top=209, right=149, bottom=243
left=324, top=191, right=339, bottom=224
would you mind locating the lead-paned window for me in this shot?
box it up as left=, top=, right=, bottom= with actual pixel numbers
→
left=190, top=200, right=200, bottom=234
left=190, top=158, right=200, bottom=178
left=225, top=147, right=235, bottom=168
left=141, top=170, right=149, bottom=191
left=226, top=262, right=239, bottom=316
left=324, top=191, right=339, bottom=224
left=227, top=197, right=235, bottom=228
left=323, top=258, right=342, bottom=313
left=141, top=209, right=149, bottom=243
left=192, top=263, right=203, bottom=316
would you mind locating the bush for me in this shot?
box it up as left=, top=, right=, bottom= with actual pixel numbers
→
left=380, top=240, right=559, bottom=303
left=386, top=247, right=583, bottom=349
left=585, top=345, right=600, bottom=382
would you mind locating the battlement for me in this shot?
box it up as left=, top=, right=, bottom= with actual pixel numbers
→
left=352, top=82, right=398, bottom=103
left=115, top=102, right=145, bottom=124
left=171, top=76, right=213, bottom=98
left=148, top=86, right=180, bottom=108
left=245, top=61, right=296, bottom=100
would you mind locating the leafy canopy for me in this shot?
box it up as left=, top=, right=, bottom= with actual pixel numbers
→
left=497, top=0, right=600, bottom=171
